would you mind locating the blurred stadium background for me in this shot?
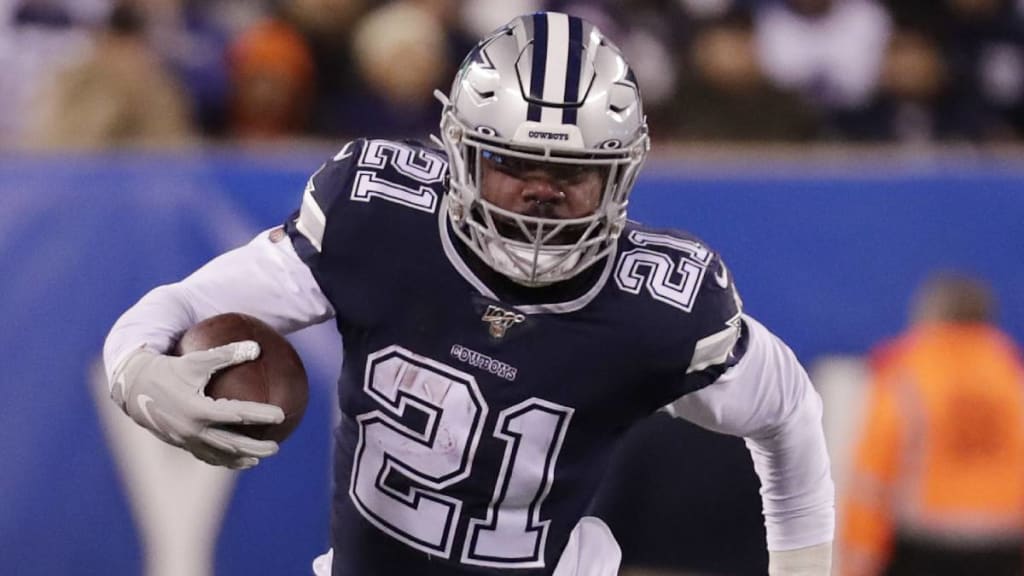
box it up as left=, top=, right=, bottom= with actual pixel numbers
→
left=1, top=0, right=1022, bottom=575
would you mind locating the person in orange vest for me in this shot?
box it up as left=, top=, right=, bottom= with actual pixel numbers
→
left=841, top=273, right=1024, bottom=576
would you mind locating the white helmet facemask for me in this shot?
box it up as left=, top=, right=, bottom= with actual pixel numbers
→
left=436, top=12, right=649, bottom=287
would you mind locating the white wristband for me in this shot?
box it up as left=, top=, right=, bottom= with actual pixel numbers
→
left=768, top=541, right=832, bottom=576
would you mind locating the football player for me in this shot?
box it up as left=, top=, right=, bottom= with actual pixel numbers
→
left=104, top=12, right=833, bottom=576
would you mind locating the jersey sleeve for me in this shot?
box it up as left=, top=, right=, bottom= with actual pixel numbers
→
left=285, top=139, right=365, bottom=267
left=281, top=138, right=447, bottom=310
left=678, top=252, right=747, bottom=394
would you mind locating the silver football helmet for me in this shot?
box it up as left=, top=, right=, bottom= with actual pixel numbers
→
left=437, top=12, right=650, bottom=286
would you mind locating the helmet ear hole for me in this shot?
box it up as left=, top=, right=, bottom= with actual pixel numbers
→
left=608, top=82, right=640, bottom=120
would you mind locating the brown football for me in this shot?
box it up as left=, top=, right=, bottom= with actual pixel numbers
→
left=175, top=312, right=308, bottom=443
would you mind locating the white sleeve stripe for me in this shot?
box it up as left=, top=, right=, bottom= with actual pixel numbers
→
left=687, top=315, right=741, bottom=374
left=296, top=180, right=326, bottom=252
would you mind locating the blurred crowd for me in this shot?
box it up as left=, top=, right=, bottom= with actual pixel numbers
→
left=2, top=0, right=1023, bottom=149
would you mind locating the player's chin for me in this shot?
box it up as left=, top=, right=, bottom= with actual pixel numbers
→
left=490, top=213, right=589, bottom=245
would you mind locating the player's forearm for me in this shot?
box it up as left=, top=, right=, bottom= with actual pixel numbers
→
left=104, top=228, right=335, bottom=387
left=104, top=282, right=201, bottom=387
left=740, top=318, right=835, bottom=553
left=745, top=380, right=835, bottom=551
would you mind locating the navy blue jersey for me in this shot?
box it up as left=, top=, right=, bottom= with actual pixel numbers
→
left=285, top=139, right=746, bottom=575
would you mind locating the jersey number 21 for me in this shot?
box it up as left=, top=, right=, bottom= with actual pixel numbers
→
left=350, top=346, right=573, bottom=568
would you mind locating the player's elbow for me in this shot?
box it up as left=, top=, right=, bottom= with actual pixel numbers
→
left=750, top=374, right=824, bottom=443
left=103, top=283, right=195, bottom=388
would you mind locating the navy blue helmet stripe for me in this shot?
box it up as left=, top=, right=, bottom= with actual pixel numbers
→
left=561, top=15, right=584, bottom=125
left=527, top=13, right=548, bottom=122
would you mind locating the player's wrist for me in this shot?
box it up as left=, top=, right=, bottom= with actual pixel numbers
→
left=768, top=541, right=832, bottom=576
left=110, top=346, right=162, bottom=411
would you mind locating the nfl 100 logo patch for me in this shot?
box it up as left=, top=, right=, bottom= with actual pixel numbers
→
left=481, top=305, right=525, bottom=339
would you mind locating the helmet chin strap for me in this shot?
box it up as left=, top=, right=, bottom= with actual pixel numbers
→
left=482, top=237, right=582, bottom=287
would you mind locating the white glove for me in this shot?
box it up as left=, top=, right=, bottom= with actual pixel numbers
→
left=110, top=341, right=285, bottom=469
left=769, top=541, right=833, bottom=576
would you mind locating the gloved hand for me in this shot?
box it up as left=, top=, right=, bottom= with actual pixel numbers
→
left=110, top=341, right=285, bottom=469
